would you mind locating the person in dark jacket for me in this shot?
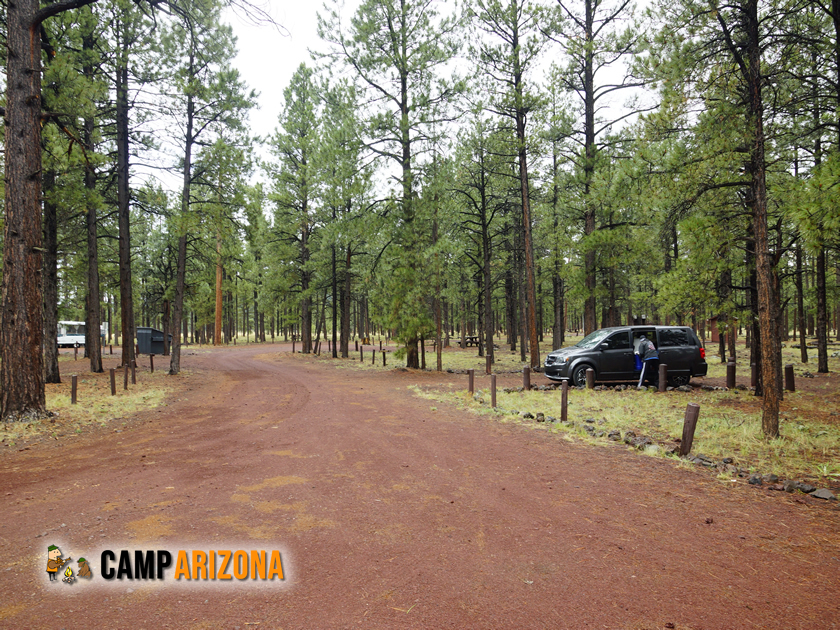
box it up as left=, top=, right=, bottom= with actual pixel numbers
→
left=636, top=334, right=659, bottom=388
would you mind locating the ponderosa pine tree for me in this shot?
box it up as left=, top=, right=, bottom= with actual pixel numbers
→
left=318, top=0, right=462, bottom=368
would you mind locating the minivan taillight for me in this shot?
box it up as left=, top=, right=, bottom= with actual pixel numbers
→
left=700, top=347, right=706, bottom=360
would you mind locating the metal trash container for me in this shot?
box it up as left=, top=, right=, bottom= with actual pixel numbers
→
left=136, top=327, right=172, bottom=355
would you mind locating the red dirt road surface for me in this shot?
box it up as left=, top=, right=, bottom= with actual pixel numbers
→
left=2, top=344, right=839, bottom=629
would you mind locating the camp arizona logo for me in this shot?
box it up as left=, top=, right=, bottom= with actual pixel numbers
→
left=47, top=544, right=285, bottom=584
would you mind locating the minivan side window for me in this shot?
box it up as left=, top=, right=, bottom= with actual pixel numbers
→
left=659, top=329, right=689, bottom=347
left=602, top=332, right=631, bottom=350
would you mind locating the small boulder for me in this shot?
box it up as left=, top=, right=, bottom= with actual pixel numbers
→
left=607, top=430, right=621, bottom=441
left=782, top=480, right=797, bottom=493
left=763, top=473, right=779, bottom=483
left=796, top=482, right=817, bottom=494
left=748, top=475, right=763, bottom=486
left=520, top=411, right=534, bottom=419
left=810, top=488, right=836, bottom=501
left=535, top=413, right=545, bottom=423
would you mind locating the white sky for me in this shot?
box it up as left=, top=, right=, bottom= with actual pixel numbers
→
left=224, top=2, right=340, bottom=146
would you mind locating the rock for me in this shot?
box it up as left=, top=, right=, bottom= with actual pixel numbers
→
left=520, top=411, right=534, bottom=419
left=796, top=482, right=817, bottom=494
left=584, top=417, right=596, bottom=423
left=665, top=445, right=680, bottom=455
left=608, top=430, right=621, bottom=441
left=623, top=431, right=636, bottom=444
left=583, top=424, right=595, bottom=434
left=546, top=416, right=557, bottom=423
left=694, top=453, right=713, bottom=463
left=735, top=384, right=748, bottom=390
left=724, top=464, right=739, bottom=475
left=748, top=475, right=763, bottom=486
left=473, top=394, right=483, bottom=402
left=802, top=371, right=815, bottom=378
left=677, top=385, right=693, bottom=392
left=722, top=457, right=734, bottom=464
left=763, top=473, right=779, bottom=483
left=596, top=431, right=605, bottom=438
left=810, top=488, right=836, bottom=501
left=666, top=386, right=675, bottom=392
left=768, top=483, right=785, bottom=491
left=632, top=436, right=653, bottom=449
left=644, top=444, right=661, bottom=455
left=535, top=413, right=545, bottom=423
left=782, top=480, right=797, bottom=493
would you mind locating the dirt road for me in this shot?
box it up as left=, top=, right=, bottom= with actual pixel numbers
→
left=2, top=344, right=839, bottom=629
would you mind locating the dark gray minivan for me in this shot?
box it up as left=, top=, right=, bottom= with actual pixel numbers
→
left=543, top=326, right=708, bottom=387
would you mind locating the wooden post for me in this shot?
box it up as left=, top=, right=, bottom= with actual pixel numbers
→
left=123, top=365, right=129, bottom=390
left=360, top=346, right=364, bottom=362
left=380, top=340, right=383, bottom=351
left=726, top=362, right=736, bottom=389
left=523, top=367, right=531, bottom=391
left=586, top=368, right=595, bottom=390
left=110, top=344, right=113, bottom=355
left=131, top=360, right=136, bottom=385
left=110, top=369, right=116, bottom=396
left=71, top=375, right=78, bottom=405
left=355, top=339, right=358, bottom=351
left=150, top=354, right=155, bottom=373
left=382, top=350, right=386, bottom=367
left=468, top=369, right=475, bottom=395
left=679, top=403, right=701, bottom=457
left=561, top=380, right=569, bottom=423
left=785, top=364, right=795, bottom=392
left=750, top=363, right=757, bottom=388
left=491, top=374, right=497, bottom=408
left=372, top=348, right=375, bottom=365
left=74, top=345, right=78, bottom=361
left=292, top=338, right=296, bottom=353
left=659, top=364, right=667, bottom=393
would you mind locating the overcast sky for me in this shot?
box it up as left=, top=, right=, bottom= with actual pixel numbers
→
left=225, top=1, right=339, bottom=146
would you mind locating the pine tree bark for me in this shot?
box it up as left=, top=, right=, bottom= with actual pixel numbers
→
left=43, top=169, right=61, bottom=385
left=116, top=15, right=136, bottom=370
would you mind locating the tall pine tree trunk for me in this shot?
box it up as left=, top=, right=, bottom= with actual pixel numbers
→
left=43, top=169, right=61, bottom=385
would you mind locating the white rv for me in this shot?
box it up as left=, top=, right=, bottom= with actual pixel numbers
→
left=57, top=321, right=108, bottom=347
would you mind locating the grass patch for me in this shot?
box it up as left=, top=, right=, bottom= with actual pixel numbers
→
left=2, top=355, right=177, bottom=448
left=412, top=382, right=840, bottom=484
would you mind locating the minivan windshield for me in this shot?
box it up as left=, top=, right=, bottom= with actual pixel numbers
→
left=575, top=329, right=611, bottom=349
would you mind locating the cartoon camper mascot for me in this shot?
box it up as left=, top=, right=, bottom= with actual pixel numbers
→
left=77, top=558, right=92, bottom=579
left=47, top=545, right=70, bottom=581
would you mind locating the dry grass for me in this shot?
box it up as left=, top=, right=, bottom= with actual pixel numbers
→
left=1, top=351, right=178, bottom=448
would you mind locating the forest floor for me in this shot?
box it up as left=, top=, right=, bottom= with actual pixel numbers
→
left=1, top=343, right=839, bottom=629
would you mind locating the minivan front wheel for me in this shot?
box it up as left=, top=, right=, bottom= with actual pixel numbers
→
left=571, top=364, right=593, bottom=387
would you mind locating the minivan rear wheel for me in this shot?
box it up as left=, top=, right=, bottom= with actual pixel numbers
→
left=571, top=364, right=593, bottom=387
left=668, top=374, right=690, bottom=387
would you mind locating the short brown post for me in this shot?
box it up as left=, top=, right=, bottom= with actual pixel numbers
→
left=382, top=350, right=386, bottom=367
left=468, top=369, right=475, bottom=395
left=486, top=355, right=492, bottom=375
left=726, top=362, right=736, bottom=389
left=292, top=338, right=296, bottom=353
left=785, top=364, right=795, bottom=392
left=371, top=348, right=375, bottom=364
left=71, top=375, right=78, bottom=405
left=586, top=368, right=595, bottom=390
left=355, top=340, right=359, bottom=351
left=360, top=346, right=364, bottom=362
left=380, top=340, right=383, bottom=351
left=561, top=381, right=569, bottom=423
left=523, top=367, right=531, bottom=391
left=74, top=345, right=78, bottom=361
left=750, top=363, right=757, bottom=388
left=131, top=360, right=137, bottom=385
left=679, top=403, right=701, bottom=457
left=150, top=354, right=155, bottom=373
left=659, top=364, right=667, bottom=393
left=110, top=369, right=116, bottom=396
left=110, top=345, right=113, bottom=355
left=491, top=374, right=497, bottom=408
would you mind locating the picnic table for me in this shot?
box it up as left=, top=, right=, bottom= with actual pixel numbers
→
left=463, top=336, right=480, bottom=347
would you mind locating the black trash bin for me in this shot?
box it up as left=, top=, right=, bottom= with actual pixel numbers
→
left=136, top=327, right=172, bottom=355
